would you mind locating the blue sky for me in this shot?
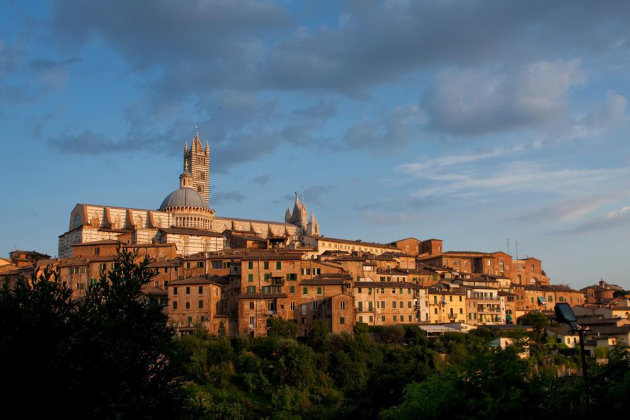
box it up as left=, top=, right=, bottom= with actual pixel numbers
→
left=1, top=0, right=630, bottom=289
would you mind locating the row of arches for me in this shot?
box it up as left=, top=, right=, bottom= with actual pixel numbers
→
left=175, top=215, right=212, bottom=230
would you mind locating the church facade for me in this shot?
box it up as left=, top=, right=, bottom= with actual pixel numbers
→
left=58, top=132, right=320, bottom=258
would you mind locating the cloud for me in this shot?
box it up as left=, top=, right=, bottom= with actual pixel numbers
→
left=564, top=205, right=630, bottom=234
left=422, top=59, right=585, bottom=135
left=516, top=195, right=621, bottom=223
left=252, top=174, right=271, bottom=185
left=361, top=210, right=419, bottom=226
left=292, top=99, right=337, bottom=121
left=51, top=0, right=290, bottom=97
left=302, top=185, right=331, bottom=206
left=47, top=1, right=630, bottom=97
left=344, top=104, right=424, bottom=150
left=397, top=143, right=538, bottom=175
left=579, top=90, right=628, bottom=128
left=212, top=190, right=245, bottom=205
left=263, top=1, right=630, bottom=95
left=400, top=160, right=630, bottom=199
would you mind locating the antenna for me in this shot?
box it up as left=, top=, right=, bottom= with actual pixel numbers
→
left=514, top=237, right=519, bottom=260
left=506, top=238, right=510, bottom=256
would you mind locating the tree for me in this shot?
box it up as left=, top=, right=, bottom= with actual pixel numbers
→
left=267, top=317, right=299, bottom=338
left=0, top=249, right=182, bottom=417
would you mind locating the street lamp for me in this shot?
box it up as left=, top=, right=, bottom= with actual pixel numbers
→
left=554, top=303, right=587, bottom=381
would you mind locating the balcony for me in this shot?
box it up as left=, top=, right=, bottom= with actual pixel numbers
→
left=271, top=277, right=285, bottom=286
left=477, top=305, right=502, bottom=314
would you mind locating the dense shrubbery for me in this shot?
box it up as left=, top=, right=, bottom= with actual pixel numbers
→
left=2, top=252, right=630, bottom=418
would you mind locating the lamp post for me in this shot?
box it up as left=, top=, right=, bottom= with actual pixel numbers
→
left=554, top=303, right=587, bottom=382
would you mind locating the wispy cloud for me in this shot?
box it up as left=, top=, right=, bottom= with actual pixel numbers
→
left=563, top=204, right=630, bottom=234
left=405, top=161, right=630, bottom=199
left=516, top=193, right=625, bottom=223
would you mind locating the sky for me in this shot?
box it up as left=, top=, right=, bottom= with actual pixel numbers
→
left=1, top=0, right=629, bottom=289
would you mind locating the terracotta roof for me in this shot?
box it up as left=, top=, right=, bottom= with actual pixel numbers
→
left=301, top=279, right=350, bottom=286
left=238, top=293, right=288, bottom=299
left=354, top=281, right=420, bottom=289
left=308, top=235, right=397, bottom=249
left=168, top=276, right=226, bottom=286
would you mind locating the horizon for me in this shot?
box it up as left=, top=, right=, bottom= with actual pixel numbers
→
left=2, top=1, right=630, bottom=289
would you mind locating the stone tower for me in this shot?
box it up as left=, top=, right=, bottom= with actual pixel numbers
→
left=183, top=131, right=210, bottom=205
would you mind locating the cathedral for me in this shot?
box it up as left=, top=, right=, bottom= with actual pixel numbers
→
left=58, top=131, right=320, bottom=258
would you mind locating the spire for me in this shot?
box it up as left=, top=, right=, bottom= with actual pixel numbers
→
left=285, top=206, right=292, bottom=223
left=205, top=140, right=209, bottom=153
left=185, top=141, right=188, bottom=152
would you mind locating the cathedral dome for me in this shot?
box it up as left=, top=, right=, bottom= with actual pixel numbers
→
left=159, top=187, right=208, bottom=210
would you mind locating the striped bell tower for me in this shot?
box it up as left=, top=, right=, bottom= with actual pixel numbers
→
left=183, top=128, right=210, bottom=205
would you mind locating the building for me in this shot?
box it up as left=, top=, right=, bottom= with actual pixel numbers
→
left=58, top=131, right=319, bottom=258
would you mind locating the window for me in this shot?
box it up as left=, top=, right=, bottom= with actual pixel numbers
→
left=276, top=261, right=281, bottom=270
left=248, top=274, right=253, bottom=282
left=359, top=316, right=363, bottom=322
left=303, top=287, right=308, bottom=295
left=264, top=261, right=269, bottom=269
left=358, top=302, right=363, bottom=311
left=449, top=296, right=453, bottom=302
left=249, top=316, right=255, bottom=327
left=317, top=287, right=322, bottom=295
left=459, top=308, right=463, bottom=314
left=408, top=301, right=412, bottom=308
left=186, top=287, right=190, bottom=295
left=173, top=301, right=178, bottom=309
left=287, top=273, right=297, bottom=281
left=185, top=302, right=190, bottom=309
left=459, top=296, right=462, bottom=302
left=212, top=261, right=222, bottom=269
left=173, top=287, right=178, bottom=295
left=381, top=300, right=386, bottom=308
left=248, top=261, right=253, bottom=269
left=313, top=301, right=318, bottom=310
left=197, top=262, right=203, bottom=268
left=93, top=247, right=100, bottom=256
left=369, top=316, right=374, bottom=322
left=264, top=273, right=270, bottom=281
left=290, top=302, right=295, bottom=311
left=249, top=302, right=254, bottom=310
left=393, top=315, right=397, bottom=322
left=198, top=286, right=203, bottom=294
left=341, top=301, right=346, bottom=310
left=369, top=301, right=373, bottom=310
left=186, top=262, right=191, bottom=269
left=199, top=300, right=203, bottom=308
left=393, top=301, right=397, bottom=308
left=340, top=317, right=345, bottom=325
left=290, top=285, right=295, bottom=293
left=381, top=315, right=386, bottom=322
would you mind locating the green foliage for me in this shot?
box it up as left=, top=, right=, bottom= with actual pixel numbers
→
left=268, top=316, right=299, bottom=338
left=4, top=254, right=630, bottom=418
left=0, top=249, right=182, bottom=417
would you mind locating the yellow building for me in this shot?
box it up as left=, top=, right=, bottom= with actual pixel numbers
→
left=427, top=286, right=466, bottom=323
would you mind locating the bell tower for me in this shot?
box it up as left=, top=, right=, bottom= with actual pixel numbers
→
left=183, top=128, right=210, bottom=205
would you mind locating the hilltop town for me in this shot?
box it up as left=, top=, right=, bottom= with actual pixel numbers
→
left=1, top=132, right=629, bottom=355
